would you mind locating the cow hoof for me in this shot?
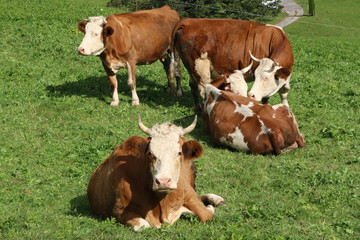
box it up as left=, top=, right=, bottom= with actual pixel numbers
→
left=206, top=205, right=215, bottom=214
left=110, top=101, right=119, bottom=107
left=132, top=99, right=140, bottom=106
left=201, top=194, right=226, bottom=207
left=133, top=218, right=151, bottom=232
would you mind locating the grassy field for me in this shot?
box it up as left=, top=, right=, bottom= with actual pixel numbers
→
left=0, top=0, right=359, bottom=239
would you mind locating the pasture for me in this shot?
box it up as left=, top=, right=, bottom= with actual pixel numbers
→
left=0, top=0, right=359, bottom=239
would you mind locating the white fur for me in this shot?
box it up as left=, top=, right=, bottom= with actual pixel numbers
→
left=78, top=16, right=106, bottom=56
left=148, top=124, right=185, bottom=190
left=220, top=127, right=249, bottom=151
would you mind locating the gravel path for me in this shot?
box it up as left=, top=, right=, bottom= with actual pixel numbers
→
left=276, top=0, right=304, bottom=27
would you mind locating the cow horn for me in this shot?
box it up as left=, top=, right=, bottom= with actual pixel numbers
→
left=183, top=115, right=197, bottom=135
left=138, top=115, right=151, bottom=135
left=84, top=18, right=89, bottom=22
left=240, top=61, right=253, bottom=74
left=249, top=51, right=261, bottom=62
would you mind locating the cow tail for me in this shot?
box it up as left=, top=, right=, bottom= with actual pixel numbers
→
left=169, top=24, right=185, bottom=82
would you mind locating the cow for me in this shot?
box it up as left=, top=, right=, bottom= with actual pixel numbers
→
left=77, top=5, right=183, bottom=106
left=172, top=18, right=294, bottom=110
left=87, top=116, right=225, bottom=231
left=202, top=82, right=305, bottom=155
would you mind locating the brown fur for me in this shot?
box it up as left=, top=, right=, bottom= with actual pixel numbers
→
left=87, top=136, right=214, bottom=230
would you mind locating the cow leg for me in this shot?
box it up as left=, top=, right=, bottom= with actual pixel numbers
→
left=200, top=193, right=226, bottom=207
left=189, top=74, right=202, bottom=112
left=184, top=190, right=214, bottom=223
left=127, top=62, right=140, bottom=106
left=101, top=61, right=119, bottom=106
left=167, top=206, right=194, bottom=225
left=164, top=51, right=183, bottom=96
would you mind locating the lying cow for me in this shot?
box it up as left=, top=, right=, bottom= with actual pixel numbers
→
left=87, top=116, right=225, bottom=231
left=172, top=18, right=294, bottom=110
left=202, top=82, right=305, bottom=155
left=77, top=5, right=182, bottom=106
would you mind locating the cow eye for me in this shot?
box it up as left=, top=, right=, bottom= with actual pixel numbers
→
left=95, top=33, right=99, bottom=36
left=178, top=152, right=182, bottom=156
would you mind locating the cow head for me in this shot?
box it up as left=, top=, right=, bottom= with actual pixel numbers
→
left=248, top=52, right=291, bottom=102
left=138, top=116, right=202, bottom=192
left=77, top=16, right=113, bottom=56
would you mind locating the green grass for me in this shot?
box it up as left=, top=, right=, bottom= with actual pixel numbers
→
left=0, top=0, right=359, bottom=239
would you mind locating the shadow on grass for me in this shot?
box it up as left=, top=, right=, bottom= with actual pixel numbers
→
left=68, top=194, right=94, bottom=218
left=46, top=72, right=193, bottom=108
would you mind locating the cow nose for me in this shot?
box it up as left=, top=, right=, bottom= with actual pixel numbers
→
left=248, top=92, right=255, bottom=99
left=155, top=178, right=172, bottom=189
left=78, top=47, right=85, bottom=55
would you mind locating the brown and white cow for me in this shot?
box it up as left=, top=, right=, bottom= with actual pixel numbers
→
left=172, top=18, right=294, bottom=110
left=87, top=116, right=225, bottom=231
left=77, top=5, right=182, bottom=106
left=202, top=83, right=305, bottom=155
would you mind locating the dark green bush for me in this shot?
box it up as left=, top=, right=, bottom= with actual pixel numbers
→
left=106, top=0, right=282, bottom=22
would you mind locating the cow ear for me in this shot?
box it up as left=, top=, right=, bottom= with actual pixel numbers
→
left=121, top=136, right=148, bottom=157
left=78, top=22, right=86, bottom=33
left=103, top=26, right=114, bottom=37
left=182, top=140, right=203, bottom=160
left=275, top=68, right=291, bottom=80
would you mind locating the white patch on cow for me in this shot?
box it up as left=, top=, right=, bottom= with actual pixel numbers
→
left=114, top=17, right=123, bottom=27
left=220, top=127, right=249, bottom=151
left=233, top=101, right=254, bottom=122
left=78, top=16, right=107, bottom=56
left=249, top=58, right=287, bottom=101
left=133, top=218, right=151, bottom=232
left=148, top=124, right=185, bottom=190
left=245, top=102, right=255, bottom=108
left=272, top=113, right=276, bottom=118
left=109, top=61, right=126, bottom=73
left=166, top=206, right=194, bottom=225
left=226, top=71, right=248, bottom=96
left=266, top=24, right=285, bottom=34
left=204, top=84, right=221, bottom=116
left=195, top=52, right=211, bottom=98
left=256, top=119, right=271, bottom=141
left=272, top=104, right=283, bottom=110
left=206, top=205, right=215, bottom=214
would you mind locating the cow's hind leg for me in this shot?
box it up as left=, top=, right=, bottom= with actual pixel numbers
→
left=127, top=62, right=140, bottom=106
left=163, top=51, right=183, bottom=96
left=200, top=193, right=226, bottom=207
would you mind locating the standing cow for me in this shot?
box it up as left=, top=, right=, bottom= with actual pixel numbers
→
left=87, top=116, right=225, bottom=231
left=172, top=18, right=294, bottom=110
left=77, top=5, right=182, bottom=106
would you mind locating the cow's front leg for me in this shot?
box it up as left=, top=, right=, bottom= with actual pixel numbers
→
left=113, top=208, right=151, bottom=232
left=184, top=190, right=214, bottom=223
left=127, top=62, right=140, bottom=106
left=102, top=61, right=119, bottom=106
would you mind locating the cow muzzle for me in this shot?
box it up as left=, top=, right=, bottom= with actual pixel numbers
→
left=154, top=177, right=175, bottom=192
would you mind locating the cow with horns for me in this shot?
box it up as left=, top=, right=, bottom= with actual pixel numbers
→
left=77, top=6, right=183, bottom=106
left=87, top=116, right=225, bottom=231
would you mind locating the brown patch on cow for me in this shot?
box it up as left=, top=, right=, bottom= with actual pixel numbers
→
left=275, top=68, right=291, bottom=80
left=78, top=22, right=86, bottom=33
left=182, top=140, right=203, bottom=160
